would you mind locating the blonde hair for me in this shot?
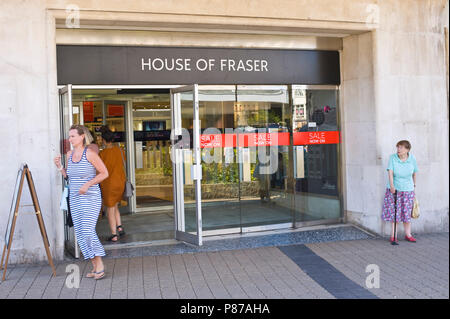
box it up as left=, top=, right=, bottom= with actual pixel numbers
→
left=69, top=124, right=91, bottom=146
left=83, top=127, right=93, bottom=145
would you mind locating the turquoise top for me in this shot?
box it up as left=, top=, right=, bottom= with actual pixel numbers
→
left=386, top=153, right=418, bottom=191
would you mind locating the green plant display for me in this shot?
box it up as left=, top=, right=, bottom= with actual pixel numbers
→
left=161, top=146, right=172, bottom=176
left=201, top=148, right=259, bottom=185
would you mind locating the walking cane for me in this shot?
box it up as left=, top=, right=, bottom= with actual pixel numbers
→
left=391, top=190, right=399, bottom=245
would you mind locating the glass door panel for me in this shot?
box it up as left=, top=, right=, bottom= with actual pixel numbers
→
left=236, top=86, right=293, bottom=229
left=171, top=85, right=202, bottom=245
left=198, top=86, right=241, bottom=233
left=292, top=87, right=341, bottom=222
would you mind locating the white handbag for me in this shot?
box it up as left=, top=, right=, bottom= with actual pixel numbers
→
left=60, top=184, right=69, bottom=211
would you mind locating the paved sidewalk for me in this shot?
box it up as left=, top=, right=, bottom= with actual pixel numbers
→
left=0, top=232, right=448, bottom=299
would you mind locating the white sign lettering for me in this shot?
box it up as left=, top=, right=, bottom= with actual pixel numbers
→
left=141, top=58, right=191, bottom=71
left=141, top=57, right=268, bottom=72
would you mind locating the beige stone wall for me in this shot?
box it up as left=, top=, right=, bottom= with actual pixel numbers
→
left=55, top=29, right=343, bottom=49
left=342, top=0, right=449, bottom=235
left=341, top=31, right=377, bottom=230
left=376, top=0, right=449, bottom=235
left=0, top=0, right=64, bottom=263
left=44, top=0, right=379, bottom=37
left=45, top=0, right=377, bottom=24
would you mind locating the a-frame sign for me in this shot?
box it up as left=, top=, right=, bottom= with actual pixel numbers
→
left=1, top=164, right=56, bottom=281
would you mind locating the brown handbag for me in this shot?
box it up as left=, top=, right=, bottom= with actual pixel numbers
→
left=412, top=197, right=420, bottom=219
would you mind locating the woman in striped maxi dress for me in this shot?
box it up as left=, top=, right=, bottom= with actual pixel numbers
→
left=54, top=125, right=109, bottom=280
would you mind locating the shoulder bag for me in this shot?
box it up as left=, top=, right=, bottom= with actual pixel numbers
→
left=60, top=177, right=73, bottom=227
left=412, top=197, right=420, bottom=219
left=119, top=148, right=134, bottom=199
left=60, top=182, right=69, bottom=211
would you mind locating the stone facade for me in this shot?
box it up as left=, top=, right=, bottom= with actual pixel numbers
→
left=341, top=1, right=449, bottom=236
left=0, top=0, right=448, bottom=264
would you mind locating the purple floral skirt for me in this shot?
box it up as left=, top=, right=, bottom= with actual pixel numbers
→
left=381, top=188, right=415, bottom=223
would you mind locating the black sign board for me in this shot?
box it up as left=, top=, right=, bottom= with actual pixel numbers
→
left=57, top=45, right=340, bottom=85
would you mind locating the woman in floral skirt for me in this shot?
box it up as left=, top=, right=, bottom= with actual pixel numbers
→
left=381, top=140, right=418, bottom=244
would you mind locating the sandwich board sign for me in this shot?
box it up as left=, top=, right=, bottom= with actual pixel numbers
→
left=1, top=164, right=56, bottom=281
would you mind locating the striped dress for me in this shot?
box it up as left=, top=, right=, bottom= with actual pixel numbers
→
left=67, top=147, right=105, bottom=259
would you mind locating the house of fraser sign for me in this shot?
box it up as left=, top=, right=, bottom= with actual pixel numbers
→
left=140, top=57, right=269, bottom=72
left=57, top=45, right=340, bottom=85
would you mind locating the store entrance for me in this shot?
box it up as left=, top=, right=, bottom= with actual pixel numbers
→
left=68, top=87, right=176, bottom=247
left=59, top=84, right=341, bottom=257
left=132, top=92, right=173, bottom=212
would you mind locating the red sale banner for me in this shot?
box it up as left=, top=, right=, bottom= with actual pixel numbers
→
left=199, top=131, right=339, bottom=148
left=293, top=131, right=339, bottom=145
left=200, top=134, right=223, bottom=148
left=241, top=132, right=290, bottom=147
left=83, top=102, right=94, bottom=122
left=200, top=132, right=291, bottom=148
left=107, top=104, right=124, bottom=117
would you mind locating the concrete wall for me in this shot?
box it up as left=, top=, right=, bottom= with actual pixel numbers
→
left=342, top=0, right=449, bottom=236
left=0, top=0, right=448, bottom=264
left=341, top=31, right=379, bottom=231
left=44, top=0, right=378, bottom=32
left=0, top=0, right=64, bottom=264
left=45, top=0, right=375, bottom=21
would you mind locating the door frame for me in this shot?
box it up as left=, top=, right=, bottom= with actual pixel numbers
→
left=58, top=84, right=81, bottom=258
left=171, top=84, right=203, bottom=246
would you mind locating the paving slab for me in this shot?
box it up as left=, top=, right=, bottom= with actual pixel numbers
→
left=0, top=228, right=447, bottom=299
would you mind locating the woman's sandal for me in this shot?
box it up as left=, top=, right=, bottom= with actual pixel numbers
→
left=86, top=270, right=96, bottom=278
left=107, top=234, right=118, bottom=242
left=117, top=225, right=125, bottom=236
left=94, top=269, right=105, bottom=280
